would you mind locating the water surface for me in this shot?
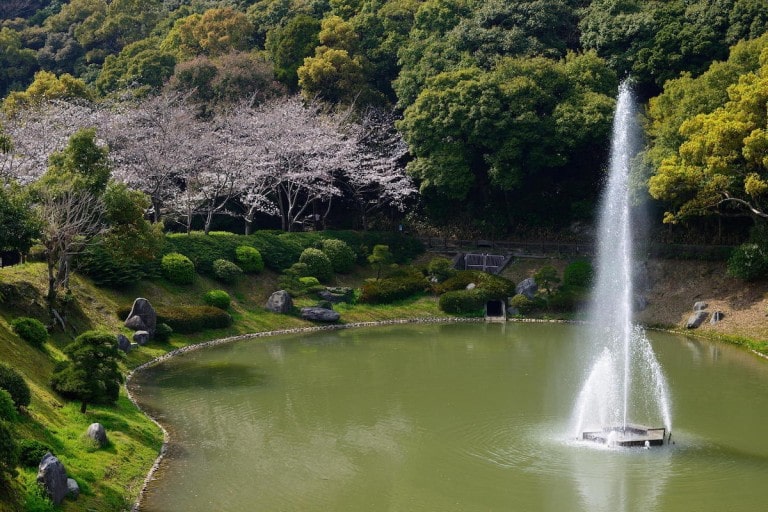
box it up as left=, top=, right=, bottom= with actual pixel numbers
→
left=132, top=323, right=768, bottom=512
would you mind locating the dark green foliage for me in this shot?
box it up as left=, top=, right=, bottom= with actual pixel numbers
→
left=161, top=252, right=195, bottom=284
left=0, top=390, right=15, bottom=422
left=367, top=244, right=393, bottom=279
left=278, top=263, right=323, bottom=296
left=727, top=243, right=768, bottom=281
left=299, top=248, right=333, bottom=282
left=164, top=232, right=242, bottom=275
left=77, top=242, right=152, bottom=287
left=235, top=245, right=264, bottom=273
left=17, top=440, right=50, bottom=468
left=438, top=289, right=490, bottom=315
left=212, top=259, right=243, bottom=284
left=249, top=232, right=304, bottom=270
left=320, top=239, right=356, bottom=273
left=563, top=259, right=593, bottom=289
left=359, top=269, right=427, bottom=304
left=266, top=14, right=322, bottom=89
left=0, top=185, right=40, bottom=255
left=0, top=420, right=18, bottom=477
left=203, top=290, right=231, bottom=310
left=509, top=293, right=536, bottom=314
left=534, top=265, right=560, bottom=295
left=156, top=306, right=233, bottom=333
left=50, top=331, right=122, bottom=413
left=154, top=323, right=173, bottom=343
left=10, top=317, right=48, bottom=348
left=0, top=363, right=31, bottom=409
left=427, top=256, right=456, bottom=282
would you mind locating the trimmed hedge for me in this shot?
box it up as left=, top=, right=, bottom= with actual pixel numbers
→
left=563, top=259, right=593, bottom=289
left=161, top=252, right=195, bottom=284
left=203, top=290, right=231, bottom=310
left=212, top=259, right=243, bottom=283
left=434, top=270, right=515, bottom=298
left=164, top=232, right=242, bottom=275
left=154, top=323, right=173, bottom=342
left=250, top=232, right=304, bottom=270
left=156, top=306, right=232, bottom=333
left=10, top=317, right=48, bottom=348
left=359, top=271, right=427, bottom=304
left=438, top=289, right=490, bottom=315
left=235, top=245, right=264, bottom=273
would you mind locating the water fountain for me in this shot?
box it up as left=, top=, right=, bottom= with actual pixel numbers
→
left=571, top=81, right=672, bottom=447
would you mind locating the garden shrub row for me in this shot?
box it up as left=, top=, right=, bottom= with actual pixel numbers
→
left=359, top=270, right=428, bottom=304
left=116, top=305, right=232, bottom=334
left=438, top=289, right=491, bottom=314
left=434, top=270, right=515, bottom=299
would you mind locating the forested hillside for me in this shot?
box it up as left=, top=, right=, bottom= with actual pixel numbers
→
left=1, top=0, right=767, bottom=236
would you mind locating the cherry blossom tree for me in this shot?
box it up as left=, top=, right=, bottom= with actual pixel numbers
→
left=337, top=107, right=416, bottom=229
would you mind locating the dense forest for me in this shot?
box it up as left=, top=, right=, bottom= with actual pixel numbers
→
left=1, top=0, right=767, bottom=240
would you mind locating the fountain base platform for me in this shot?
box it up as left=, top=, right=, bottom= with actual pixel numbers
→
left=582, top=424, right=666, bottom=447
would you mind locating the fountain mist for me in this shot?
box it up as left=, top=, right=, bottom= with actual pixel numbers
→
left=571, top=82, right=671, bottom=440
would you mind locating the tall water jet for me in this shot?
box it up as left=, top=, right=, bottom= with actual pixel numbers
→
left=571, top=81, right=672, bottom=446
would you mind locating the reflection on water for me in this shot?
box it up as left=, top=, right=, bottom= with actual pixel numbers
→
left=131, top=323, right=768, bottom=512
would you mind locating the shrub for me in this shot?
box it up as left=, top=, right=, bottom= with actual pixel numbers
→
left=0, top=363, right=31, bottom=409
left=235, top=245, right=264, bottom=273
left=161, top=252, right=195, bottom=284
left=727, top=243, right=768, bottom=281
left=156, top=306, right=232, bottom=333
left=427, top=257, right=455, bottom=282
left=250, top=232, right=304, bottom=270
left=509, top=294, right=535, bottom=314
left=212, top=259, right=243, bottom=283
left=154, top=323, right=173, bottom=343
left=11, top=317, right=48, bottom=348
left=18, top=440, right=50, bottom=468
left=359, top=271, right=427, bottom=304
left=438, top=289, right=490, bottom=314
left=0, top=389, right=15, bottom=421
left=563, top=259, right=593, bottom=289
left=77, top=242, right=151, bottom=287
left=434, top=270, right=515, bottom=298
left=299, top=248, right=333, bottom=282
left=299, top=276, right=321, bottom=287
left=203, top=290, right=231, bottom=310
left=0, top=421, right=17, bottom=477
left=320, top=239, right=356, bottom=273
left=164, top=232, right=241, bottom=275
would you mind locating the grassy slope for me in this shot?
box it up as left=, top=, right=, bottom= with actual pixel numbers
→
left=0, top=261, right=446, bottom=511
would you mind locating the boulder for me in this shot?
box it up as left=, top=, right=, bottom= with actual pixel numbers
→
left=693, top=301, right=708, bottom=311
left=466, top=283, right=476, bottom=290
left=710, top=310, right=725, bottom=324
left=133, top=330, right=150, bottom=345
left=37, top=453, right=68, bottom=505
left=516, top=278, right=538, bottom=299
left=116, top=334, right=131, bottom=353
left=124, top=315, right=147, bottom=331
left=125, top=298, right=157, bottom=338
left=318, top=287, right=353, bottom=303
left=66, top=478, right=79, bottom=499
left=86, top=423, right=108, bottom=448
left=266, top=290, right=293, bottom=314
left=300, top=307, right=340, bottom=322
left=686, top=311, right=709, bottom=329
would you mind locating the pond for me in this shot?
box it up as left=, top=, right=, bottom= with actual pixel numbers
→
left=130, top=322, right=768, bottom=512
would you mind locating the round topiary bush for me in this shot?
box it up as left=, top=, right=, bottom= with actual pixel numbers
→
left=563, top=259, right=594, bottom=289
left=10, top=317, right=48, bottom=348
left=161, top=252, right=195, bottom=284
left=235, top=245, right=264, bottom=273
left=299, top=248, right=333, bottom=282
left=427, top=257, right=455, bottom=282
left=438, top=289, right=490, bottom=314
left=212, top=259, right=243, bottom=284
left=203, top=290, right=231, bottom=310
left=154, top=323, right=173, bottom=343
left=320, top=239, right=356, bottom=273
left=0, top=389, right=16, bottom=421
left=509, top=293, right=535, bottom=314
left=0, top=363, right=31, bottom=409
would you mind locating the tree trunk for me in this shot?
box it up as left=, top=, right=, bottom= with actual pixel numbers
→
left=245, top=217, right=253, bottom=235
left=80, top=401, right=88, bottom=414
left=204, top=209, right=214, bottom=235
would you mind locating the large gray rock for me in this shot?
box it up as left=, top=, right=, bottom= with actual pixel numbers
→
left=693, top=301, right=709, bottom=311
left=710, top=310, right=725, bottom=324
left=686, top=310, right=709, bottom=329
left=124, top=315, right=147, bottom=331
left=133, top=330, right=150, bottom=346
left=37, top=453, right=68, bottom=505
left=86, top=423, right=108, bottom=448
left=66, top=478, right=79, bottom=499
left=516, top=277, right=538, bottom=299
left=300, top=307, right=340, bottom=322
left=266, top=290, right=293, bottom=314
left=116, top=334, right=131, bottom=353
left=125, top=298, right=157, bottom=338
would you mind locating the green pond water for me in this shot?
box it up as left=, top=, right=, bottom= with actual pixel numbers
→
left=131, top=322, right=768, bottom=512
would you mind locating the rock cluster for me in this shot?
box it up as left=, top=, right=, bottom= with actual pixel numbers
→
left=37, top=453, right=79, bottom=505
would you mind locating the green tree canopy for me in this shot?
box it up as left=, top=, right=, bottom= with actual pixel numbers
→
left=96, top=37, right=176, bottom=95
left=266, top=14, right=321, bottom=89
